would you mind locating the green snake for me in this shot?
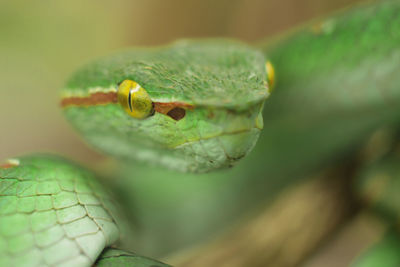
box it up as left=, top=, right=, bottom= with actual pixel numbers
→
left=1, top=0, right=400, bottom=266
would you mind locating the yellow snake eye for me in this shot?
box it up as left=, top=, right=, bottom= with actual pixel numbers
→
left=117, top=80, right=154, bottom=119
left=265, top=61, right=275, bottom=91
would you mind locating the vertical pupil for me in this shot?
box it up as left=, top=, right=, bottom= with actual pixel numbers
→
left=128, top=90, right=133, bottom=112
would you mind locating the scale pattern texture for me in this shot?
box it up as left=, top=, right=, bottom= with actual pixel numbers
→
left=65, top=39, right=268, bottom=109
left=95, top=248, right=171, bottom=267
left=0, top=155, right=122, bottom=267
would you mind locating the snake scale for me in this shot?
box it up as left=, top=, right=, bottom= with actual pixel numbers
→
left=1, top=0, right=400, bottom=266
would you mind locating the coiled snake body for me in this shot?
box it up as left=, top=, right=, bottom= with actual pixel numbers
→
left=1, top=1, right=400, bottom=266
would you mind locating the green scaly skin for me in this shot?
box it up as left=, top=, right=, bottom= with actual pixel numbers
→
left=95, top=248, right=170, bottom=267
left=260, top=0, right=400, bottom=264
left=1, top=0, right=400, bottom=266
left=63, top=40, right=267, bottom=173
left=0, top=156, right=123, bottom=266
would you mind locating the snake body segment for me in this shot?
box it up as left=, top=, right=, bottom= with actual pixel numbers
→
left=0, top=155, right=122, bottom=266
left=2, top=0, right=400, bottom=266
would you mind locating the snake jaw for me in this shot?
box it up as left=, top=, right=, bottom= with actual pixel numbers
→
left=172, top=128, right=261, bottom=173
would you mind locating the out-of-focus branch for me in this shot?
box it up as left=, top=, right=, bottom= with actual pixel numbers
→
left=168, top=165, right=357, bottom=267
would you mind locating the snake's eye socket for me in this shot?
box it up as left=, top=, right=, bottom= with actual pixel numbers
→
left=265, top=61, right=275, bottom=91
left=117, top=80, right=154, bottom=119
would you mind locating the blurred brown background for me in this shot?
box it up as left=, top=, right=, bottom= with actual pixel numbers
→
left=0, top=0, right=362, bottom=164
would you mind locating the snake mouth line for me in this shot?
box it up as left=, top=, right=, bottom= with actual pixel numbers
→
left=172, top=127, right=260, bottom=149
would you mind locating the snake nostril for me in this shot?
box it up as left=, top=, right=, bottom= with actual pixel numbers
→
left=167, top=107, right=186, bottom=121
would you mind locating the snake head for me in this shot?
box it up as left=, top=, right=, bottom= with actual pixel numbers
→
left=61, top=39, right=271, bottom=173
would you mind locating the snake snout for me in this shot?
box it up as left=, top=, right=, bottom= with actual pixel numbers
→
left=218, top=128, right=261, bottom=164
left=176, top=128, right=261, bottom=172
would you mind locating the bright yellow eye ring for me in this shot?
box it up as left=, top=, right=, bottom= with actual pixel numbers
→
left=117, top=80, right=154, bottom=119
left=265, top=61, right=275, bottom=91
